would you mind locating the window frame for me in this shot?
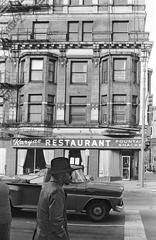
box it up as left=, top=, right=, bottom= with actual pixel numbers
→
left=113, top=0, right=128, bottom=5
left=69, top=96, right=87, bottom=124
left=30, top=58, right=43, bottom=82
left=101, top=95, right=107, bottom=123
left=28, top=94, right=42, bottom=123
left=113, top=58, right=127, bottom=82
left=32, top=21, right=49, bottom=40
left=0, top=61, right=5, bottom=83
left=20, top=59, right=26, bottom=84
left=0, top=97, right=3, bottom=123
left=68, top=21, right=93, bottom=42
left=47, top=95, right=55, bottom=124
left=112, top=21, right=129, bottom=41
left=112, top=94, right=127, bottom=124
left=71, top=61, right=88, bottom=84
left=102, top=59, right=108, bottom=83
left=48, top=59, right=56, bottom=83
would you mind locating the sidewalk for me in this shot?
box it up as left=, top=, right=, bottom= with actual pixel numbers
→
left=115, top=172, right=156, bottom=192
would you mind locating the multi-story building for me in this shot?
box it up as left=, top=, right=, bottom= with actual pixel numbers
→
left=0, top=0, right=152, bottom=181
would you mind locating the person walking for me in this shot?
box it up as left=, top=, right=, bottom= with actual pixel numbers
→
left=36, top=157, right=76, bottom=240
left=0, top=179, right=12, bottom=240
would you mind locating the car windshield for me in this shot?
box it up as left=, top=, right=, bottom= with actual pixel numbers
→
left=71, top=169, right=86, bottom=183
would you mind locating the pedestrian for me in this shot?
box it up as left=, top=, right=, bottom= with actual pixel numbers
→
left=35, top=157, right=76, bottom=240
left=0, top=179, right=12, bottom=240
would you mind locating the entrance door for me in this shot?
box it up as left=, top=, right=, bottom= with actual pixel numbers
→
left=122, top=156, right=130, bottom=180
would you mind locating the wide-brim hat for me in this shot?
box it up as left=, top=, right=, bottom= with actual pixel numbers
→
left=50, top=157, right=79, bottom=174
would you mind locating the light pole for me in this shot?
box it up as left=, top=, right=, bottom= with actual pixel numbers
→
left=140, top=51, right=147, bottom=188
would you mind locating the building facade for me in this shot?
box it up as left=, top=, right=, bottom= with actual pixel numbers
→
left=0, top=0, right=152, bottom=180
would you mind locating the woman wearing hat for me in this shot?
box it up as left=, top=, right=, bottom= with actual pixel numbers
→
left=36, top=157, right=75, bottom=240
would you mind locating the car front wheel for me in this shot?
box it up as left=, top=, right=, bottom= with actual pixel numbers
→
left=86, top=201, right=110, bottom=222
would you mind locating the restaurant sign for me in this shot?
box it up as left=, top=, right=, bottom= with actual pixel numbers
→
left=12, top=138, right=142, bottom=149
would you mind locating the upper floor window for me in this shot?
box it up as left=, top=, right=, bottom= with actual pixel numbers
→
left=30, top=59, right=43, bottom=81
left=112, top=21, right=129, bottom=41
left=28, top=94, right=42, bottom=122
left=20, top=59, right=26, bottom=84
left=69, top=0, right=92, bottom=5
left=8, top=102, right=16, bottom=122
left=69, top=96, right=87, bottom=124
left=19, top=95, right=24, bottom=122
left=0, top=62, right=5, bottom=83
left=132, top=95, right=138, bottom=124
left=68, top=22, right=79, bottom=41
left=47, top=95, right=55, bottom=124
left=71, top=62, right=88, bottom=84
left=32, top=22, right=49, bottom=40
left=70, top=0, right=79, bottom=4
left=82, top=22, right=93, bottom=41
left=113, top=0, right=127, bottom=5
left=83, top=0, right=92, bottom=5
left=68, top=21, right=93, bottom=42
left=132, top=59, right=138, bottom=83
left=113, top=58, right=127, bottom=82
left=112, top=94, right=127, bottom=124
left=102, top=59, right=108, bottom=83
left=48, top=60, right=55, bottom=83
left=0, top=97, right=3, bottom=123
left=101, top=95, right=107, bottom=123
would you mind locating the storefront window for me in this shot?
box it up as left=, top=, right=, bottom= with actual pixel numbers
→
left=17, top=149, right=46, bottom=174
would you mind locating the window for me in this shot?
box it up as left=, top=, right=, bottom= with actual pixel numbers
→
left=0, top=97, right=3, bottom=123
left=102, top=59, right=108, bottom=83
left=112, top=21, right=129, bottom=41
left=28, top=94, right=42, bottom=122
left=30, top=59, right=43, bottom=81
left=20, top=59, right=26, bottom=83
left=101, top=95, right=107, bottom=123
left=19, top=95, right=24, bottom=122
left=47, top=95, right=55, bottom=124
left=69, top=0, right=92, bottom=5
left=112, top=94, right=126, bottom=123
left=8, top=102, right=16, bottom=121
left=0, top=62, right=5, bottom=83
left=99, top=0, right=108, bottom=5
left=83, top=0, right=92, bottom=5
left=132, top=95, right=137, bottom=124
left=132, top=59, right=138, bottom=83
left=68, top=22, right=79, bottom=41
left=70, top=0, right=79, bottom=5
left=68, top=21, right=93, bottom=42
left=113, top=0, right=127, bottom=5
left=113, top=59, right=127, bottom=81
left=23, top=149, right=46, bottom=174
left=82, top=22, right=93, bottom=41
left=48, top=60, right=55, bottom=83
left=71, top=62, right=87, bottom=84
left=69, top=96, right=87, bottom=124
left=32, top=22, right=49, bottom=40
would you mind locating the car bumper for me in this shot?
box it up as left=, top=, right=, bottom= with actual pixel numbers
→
left=114, top=201, right=124, bottom=212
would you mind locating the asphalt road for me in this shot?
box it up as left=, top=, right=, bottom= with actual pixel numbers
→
left=10, top=189, right=156, bottom=240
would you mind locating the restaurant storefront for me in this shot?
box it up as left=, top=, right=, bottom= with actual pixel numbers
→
left=10, top=137, right=141, bottom=181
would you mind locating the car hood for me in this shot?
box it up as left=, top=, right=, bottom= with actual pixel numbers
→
left=85, top=181, right=124, bottom=197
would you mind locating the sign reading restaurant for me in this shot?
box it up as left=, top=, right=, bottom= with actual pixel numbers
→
left=12, top=138, right=142, bottom=149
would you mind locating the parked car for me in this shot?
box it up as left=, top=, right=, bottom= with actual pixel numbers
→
left=3, top=167, right=124, bottom=222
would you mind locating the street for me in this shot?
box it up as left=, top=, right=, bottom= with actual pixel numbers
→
left=10, top=187, right=156, bottom=240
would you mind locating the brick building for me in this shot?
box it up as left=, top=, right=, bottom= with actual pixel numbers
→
left=0, top=0, right=152, bottom=180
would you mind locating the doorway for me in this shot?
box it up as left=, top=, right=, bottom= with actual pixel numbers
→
left=122, top=156, right=130, bottom=180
